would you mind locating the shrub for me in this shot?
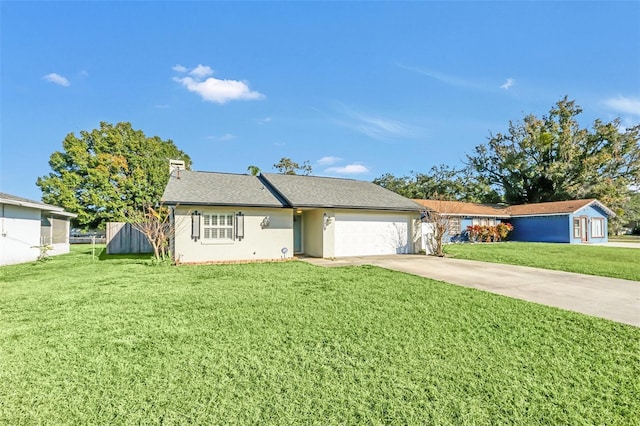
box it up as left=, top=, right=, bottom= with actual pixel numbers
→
left=466, top=223, right=513, bottom=242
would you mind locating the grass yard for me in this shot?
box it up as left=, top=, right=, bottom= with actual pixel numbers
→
left=1, top=247, right=638, bottom=424
left=445, top=242, right=640, bottom=281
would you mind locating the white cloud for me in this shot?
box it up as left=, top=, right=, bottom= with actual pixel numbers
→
left=317, top=156, right=342, bottom=166
left=257, top=117, right=272, bottom=125
left=42, top=73, right=70, bottom=87
left=189, top=64, right=214, bottom=78
left=173, top=64, right=265, bottom=104
left=603, top=95, right=640, bottom=117
left=207, top=133, right=235, bottom=141
left=397, top=63, right=483, bottom=90
left=325, top=164, right=369, bottom=174
left=347, top=110, right=416, bottom=140
left=500, top=78, right=514, bottom=90
left=155, top=104, right=170, bottom=109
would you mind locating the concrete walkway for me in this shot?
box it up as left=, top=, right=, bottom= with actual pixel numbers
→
left=301, top=255, right=640, bottom=327
left=595, top=242, right=640, bottom=249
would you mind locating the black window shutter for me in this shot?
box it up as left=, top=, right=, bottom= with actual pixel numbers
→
left=236, top=212, right=244, bottom=241
left=191, top=211, right=201, bottom=241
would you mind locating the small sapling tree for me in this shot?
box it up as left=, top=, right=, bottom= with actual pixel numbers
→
left=125, top=204, right=175, bottom=263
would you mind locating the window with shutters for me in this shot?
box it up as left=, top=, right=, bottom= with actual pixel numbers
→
left=202, top=213, right=234, bottom=240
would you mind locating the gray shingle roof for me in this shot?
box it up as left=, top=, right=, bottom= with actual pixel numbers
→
left=162, top=171, right=422, bottom=211
left=161, top=171, right=286, bottom=207
left=261, top=173, right=422, bottom=211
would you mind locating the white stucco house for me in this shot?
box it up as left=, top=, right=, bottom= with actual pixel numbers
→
left=161, top=171, right=423, bottom=264
left=0, top=192, right=76, bottom=266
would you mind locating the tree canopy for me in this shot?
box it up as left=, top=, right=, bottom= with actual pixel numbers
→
left=466, top=98, right=640, bottom=207
left=373, top=165, right=500, bottom=203
left=37, top=122, right=192, bottom=229
left=273, top=157, right=312, bottom=175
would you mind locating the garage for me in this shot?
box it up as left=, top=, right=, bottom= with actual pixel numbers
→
left=334, top=213, right=411, bottom=257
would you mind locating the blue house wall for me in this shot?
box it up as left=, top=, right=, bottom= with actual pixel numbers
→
left=510, top=215, right=569, bottom=243
left=569, top=204, right=609, bottom=244
left=510, top=204, right=609, bottom=244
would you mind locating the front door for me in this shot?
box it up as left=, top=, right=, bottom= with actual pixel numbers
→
left=580, top=216, right=588, bottom=243
left=293, top=214, right=303, bottom=253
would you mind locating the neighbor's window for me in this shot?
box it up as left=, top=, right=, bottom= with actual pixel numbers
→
left=448, top=218, right=461, bottom=235
left=203, top=213, right=234, bottom=240
left=472, top=218, right=495, bottom=226
left=573, top=218, right=581, bottom=238
left=591, top=218, right=605, bottom=238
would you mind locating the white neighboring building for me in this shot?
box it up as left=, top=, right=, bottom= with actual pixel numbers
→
left=0, top=192, right=76, bottom=266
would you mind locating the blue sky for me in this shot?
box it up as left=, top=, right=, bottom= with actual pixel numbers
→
left=2, top=1, right=639, bottom=201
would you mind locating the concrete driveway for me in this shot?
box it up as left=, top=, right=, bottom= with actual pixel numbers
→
left=301, top=255, right=640, bottom=327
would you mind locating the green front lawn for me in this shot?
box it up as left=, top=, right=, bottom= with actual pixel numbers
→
left=445, top=242, right=640, bottom=281
left=1, top=247, right=638, bottom=424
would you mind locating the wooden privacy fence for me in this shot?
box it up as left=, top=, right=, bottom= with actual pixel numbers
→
left=106, top=222, right=153, bottom=254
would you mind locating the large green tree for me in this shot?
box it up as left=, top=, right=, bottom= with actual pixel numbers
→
left=37, top=122, right=192, bottom=229
left=466, top=97, right=640, bottom=221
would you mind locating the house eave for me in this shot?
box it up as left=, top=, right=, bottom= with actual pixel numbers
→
left=509, top=212, right=571, bottom=218
left=438, top=213, right=511, bottom=218
left=0, top=197, right=76, bottom=217
left=291, top=204, right=422, bottom=212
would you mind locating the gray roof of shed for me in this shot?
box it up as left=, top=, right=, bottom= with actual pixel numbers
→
left=261, top=173, right=422, bottom=211
left=161, top=170, right=286, bottom=207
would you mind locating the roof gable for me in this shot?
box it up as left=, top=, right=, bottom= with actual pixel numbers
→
left=161, top=171, right=286, bottom=207
left=261, top=173, right=422, bottom=211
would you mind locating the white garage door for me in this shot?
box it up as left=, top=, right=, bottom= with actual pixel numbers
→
left=334, top=213, right=410, bottom=257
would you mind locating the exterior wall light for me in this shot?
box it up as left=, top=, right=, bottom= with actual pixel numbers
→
left=323, top=213, right=332, bottom=230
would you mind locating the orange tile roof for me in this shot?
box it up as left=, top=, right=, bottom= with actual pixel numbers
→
left=413, top=198, right=615, bottom=217
left=412, top=199, right=510, bottom=217
left=505, top=199, right=609, bottom=216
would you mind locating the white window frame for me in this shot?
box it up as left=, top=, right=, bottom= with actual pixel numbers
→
left=202, top=213, right=235, bottom=241
left=591, top=218, right=605, bottom=238
left=448, top=217, right=461, bottom=235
